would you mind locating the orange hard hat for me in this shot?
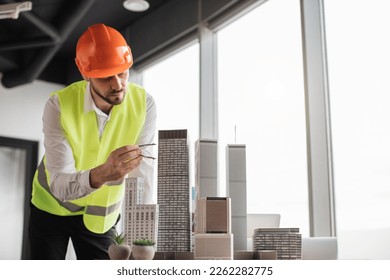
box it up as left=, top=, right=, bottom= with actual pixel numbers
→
left=75, top=23, right=133, bottom=78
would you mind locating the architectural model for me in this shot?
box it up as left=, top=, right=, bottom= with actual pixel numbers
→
left=194, top=197, right=233, bottom=260
left=195, top=197, right=231, bottom=234
left=123, top=177, right=159, bottom=246
left=226, top=144, right=247, bottom=251
left=157, top=129, right=191, bottom=252
left=194, top=233, right=233, bottom=260
left=253, top=228, right=302, bottom=259
left=195, top=139, right=218, bottom=198
left=148, top=130, right=296, bottom=260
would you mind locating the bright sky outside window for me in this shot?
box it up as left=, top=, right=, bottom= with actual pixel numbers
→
left=217, top=0, right=309, bottom=235
left=142, top=43, right=200, bottom=197
left=325, top=0, right=390, bottom=260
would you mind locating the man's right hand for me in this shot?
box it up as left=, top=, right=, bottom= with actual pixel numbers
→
left=89, top=145, right=143, bottom=189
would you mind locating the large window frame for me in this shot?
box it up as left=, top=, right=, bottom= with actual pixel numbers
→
left=132, top=0, right=336, bottom=239
left=198, top=0, right=335, bottom=237
left=0, top=136, right=38, bottom=260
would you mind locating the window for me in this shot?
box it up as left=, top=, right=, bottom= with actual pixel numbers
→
left=0, top=137, right=37, bottom=260
left=142, top=43, right=200, bottom=197
left=324, top=0, right=390, bottom=259
left=217, top=0, right=309, bottom=235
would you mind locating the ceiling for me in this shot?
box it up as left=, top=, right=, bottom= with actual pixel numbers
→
left=0, top=0, right=254, bottom=89
left=0, top=0, right=172, bottom=88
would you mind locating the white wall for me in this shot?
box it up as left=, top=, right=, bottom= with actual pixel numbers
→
left=0, top=77, right=65, bottom=259
left=0, top=77, right=63, bottom=159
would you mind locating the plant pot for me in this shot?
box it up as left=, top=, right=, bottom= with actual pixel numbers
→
left=108, top=244, right=131, bottom=260
left=132, top=245, right=155, bottom=260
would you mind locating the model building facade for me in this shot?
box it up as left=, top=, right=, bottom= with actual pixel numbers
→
left=194, top=233, right=233, bottom=260
left=195, top=139, right=218, bottom=199
left=195, top=197, right=231, bottom=233
left=253, top=228, right=302, bottom=259
left=194, top=196, right=233, bottom=259
left=157, top=129, right=191, bottom=252
left=226, top=144, right=247, bottom=250
left=126, top=177, right=144, bottom=206
left=124, top=177, right=159, bottom=246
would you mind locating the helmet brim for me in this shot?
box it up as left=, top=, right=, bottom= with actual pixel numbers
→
left=83, top=62, right=133, bottom=78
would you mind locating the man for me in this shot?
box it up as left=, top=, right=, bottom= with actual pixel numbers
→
left=28, top=23, right=156, bottom=260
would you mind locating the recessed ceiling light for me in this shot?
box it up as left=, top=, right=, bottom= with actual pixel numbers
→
left=123, top=0, right=150, bottom=12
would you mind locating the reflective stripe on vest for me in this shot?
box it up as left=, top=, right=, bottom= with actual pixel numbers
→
left=86, top=203, right=122, bottom=216
left=36, top=159, right=122, bottom=216
left=36, top=159, right=84, bottom=213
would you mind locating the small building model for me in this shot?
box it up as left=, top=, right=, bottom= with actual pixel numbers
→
left=253, top=228, right=302, bottom=259
left=194, top=197, right=233, bottom=259
left=195, top=197, right=231, bottom=234
left=123, top=177, right=159, bottom=246
left=194, top=233, right=233, bottom=260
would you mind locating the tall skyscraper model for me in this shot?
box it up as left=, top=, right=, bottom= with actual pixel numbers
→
left=226, top=144, right=247, bottom=250
left=157, top=130, right=191, bottom=252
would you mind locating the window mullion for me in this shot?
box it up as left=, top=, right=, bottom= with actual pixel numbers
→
left=199, top=23, right=218, bottom=140
left=301, top=0, right=336, bottom=237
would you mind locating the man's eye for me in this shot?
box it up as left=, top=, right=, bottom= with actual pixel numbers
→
left=97, top=77, right=110, bottom=81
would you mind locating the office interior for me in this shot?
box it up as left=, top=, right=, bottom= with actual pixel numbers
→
left=1, top=0, right=389, bottom=260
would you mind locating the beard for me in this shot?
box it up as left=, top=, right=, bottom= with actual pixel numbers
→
left=90, top=82, right=126, bottom=106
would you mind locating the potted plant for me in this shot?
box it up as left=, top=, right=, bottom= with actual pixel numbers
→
left=132, top=238, right=156, bottom=260
left=108, top=232, right=131, bottom=260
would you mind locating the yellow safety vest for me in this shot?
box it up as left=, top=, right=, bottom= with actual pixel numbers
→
left=31, top=80, right=146, bottom=233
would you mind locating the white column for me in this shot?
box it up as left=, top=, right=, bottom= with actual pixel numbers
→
left=300, top=0, right=336, bottom=237
left=199, top=23, right=218, bottom=139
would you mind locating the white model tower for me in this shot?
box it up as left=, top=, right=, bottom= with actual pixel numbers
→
left=195, top=139, right=218, bottom=198
left=226, top=144, right=247, bottom=251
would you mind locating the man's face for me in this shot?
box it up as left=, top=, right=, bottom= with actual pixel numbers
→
left=89, top=70, right=129, bottom=106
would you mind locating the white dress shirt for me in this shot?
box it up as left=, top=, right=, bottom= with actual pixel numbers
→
left=42, top=82, right=157, bottom=204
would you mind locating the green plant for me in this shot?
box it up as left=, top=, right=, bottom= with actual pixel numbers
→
left=133, top=238, right=155, bottom=246
left=108, top=232, right=131, bottom=260
left=111, top=232, right=127, bottom=245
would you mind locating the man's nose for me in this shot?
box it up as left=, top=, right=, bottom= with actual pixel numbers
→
left=110, top=75, right=122, bottom=90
